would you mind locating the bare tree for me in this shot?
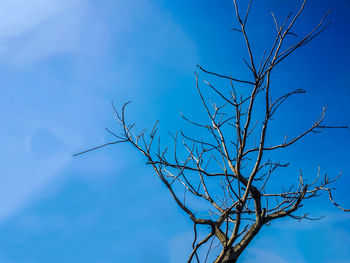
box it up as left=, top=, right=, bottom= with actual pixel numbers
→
left=75, top=0, right=349, bottom=262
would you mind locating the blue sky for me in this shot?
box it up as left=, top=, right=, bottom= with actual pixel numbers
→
left=0, top=0, right=349, bottom=262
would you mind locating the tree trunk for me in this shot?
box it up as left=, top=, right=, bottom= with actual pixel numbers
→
left=215, top=220, right=265, bottom=263
left=215, top=248, right=238, bottom=263
left=221, top=251, right=237, bottom=263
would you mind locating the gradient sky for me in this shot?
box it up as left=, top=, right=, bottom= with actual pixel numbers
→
left=0, top=0, right=349, bottom=262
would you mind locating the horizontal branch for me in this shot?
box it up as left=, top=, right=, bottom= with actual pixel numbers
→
left=197, top=65, right=255, bottom=85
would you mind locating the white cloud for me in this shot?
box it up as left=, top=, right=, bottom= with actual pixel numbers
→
left=0, top=0, right=112, bottom=222
left=0, top=0, right=83, bottom=38
left=0, top=89, right=113, bottom=222
left=0, top=0, right=197, bottom=224
left=0, top=150, right=69, bottom=221
left=0, top=0, right=85, bottom=67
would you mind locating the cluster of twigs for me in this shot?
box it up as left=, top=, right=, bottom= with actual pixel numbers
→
left=75, top=1, right=348, bottom=262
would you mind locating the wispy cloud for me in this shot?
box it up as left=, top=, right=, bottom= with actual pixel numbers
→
left=0, top=0, right=86, bottom=67
left=0, top=0, right=82, bottom=38
left=0, top=0, right=197, bottom=224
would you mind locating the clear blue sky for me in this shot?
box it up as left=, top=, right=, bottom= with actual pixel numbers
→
left=0, top=0, right=349, bottom=262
